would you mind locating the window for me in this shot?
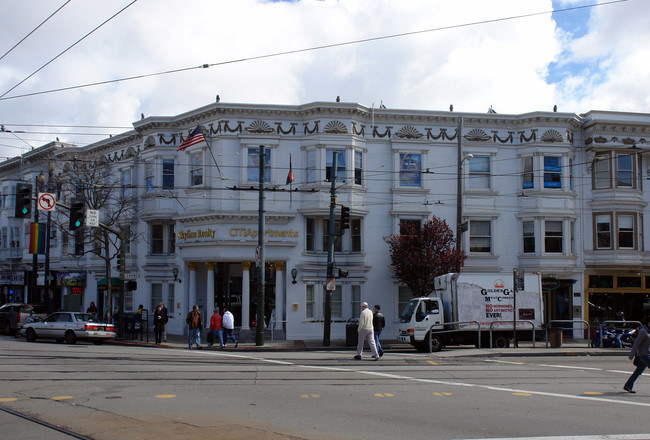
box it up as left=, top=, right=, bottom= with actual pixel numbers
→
left=400, top=219, right=420, bottom=235
left=324, top=286, right=342, bottom=319
left=544, top=221, right=563, bottom=253
left=248, top=148, right=270, bottom=182
left=469, top=221, right=491, bottom=253
left=469, top=156, right=490, bottom=189
left=399, top=153, right=421, bottom=187
left=121, top=168, right=132, bottom=198
left=593, top=154, right=611, bottom=189
left=617, top=214, right=635, bottom=248
left=351, top=219, right=361, bottom=252
left=306, top=285, right=314, bottom=319
left=398, top=285, right=413, bottom=319
left=167, top=284, right=175, bottom=318
left=354, top=151, right=363, bottom=185
left=351, top=285, right=360, bottom=319
left=1, top=227, right=7, bottom=249
left=150, top=223, right=174, bottom=255
left=151, top=224, right=164, bottom=254
left=522, top=156, right=533, bottom=189
left=595, top=214, right=612, bottom=249
left=145, top=162, right=154, bottom=192
left=616, top=154, right=634, bottom=188
left=544, top=156, right=561, bottom=188
left=306, top=150, right=317, bottom=183
left=162, top=159, right=174, bottom=189
left=326, top=150, right=345, bottom=182
left=523, top=220, right=535, bottom=253
left=323, top=219, right=342, bottom=252
left=306, top=218, right=315, bottom=251
left=190, top=152, right=203, bottom=186
left=151, top=283, right=162, bottom=313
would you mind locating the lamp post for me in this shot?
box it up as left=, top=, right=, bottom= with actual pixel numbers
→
left=456, top=117, right=473, bottom=251
left=36, top=162, right=56, bottom=313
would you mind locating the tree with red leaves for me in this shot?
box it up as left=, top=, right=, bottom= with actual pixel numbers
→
left=383, top=217, right=467, bottom=298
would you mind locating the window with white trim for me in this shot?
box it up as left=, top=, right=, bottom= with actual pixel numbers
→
left=399, top=153, right=421, bottom=187
left=522, top=156, right=533, bottom=189
left=523, top=220, right=535, bottom=254
left=326, top=150, right=346, bottom=183
left=354, top=151, right=363, bottom=185
left=593, top=154, right=611, bottom=189
left=617, top=214, right=635, bottom=249
left=469, top=220, right=491, bottom=253
left=595, top=214, right=612, bottom=249
left=616, top=153, right=634, bottom=188
left=189, top=151, right=203, bottom=186
left=162, top=159, right=174, bottom=189
left=544, top=221, right=563, bottom=253
left=324, top=285, right=342, bottom=319
left=145, top=161, right=154, bottom=192
left=469, top=156, right=490, bottom=189
left=121, top=168, right=132, bottom=198
left=544, top=156, right=561, bottom=189
left=248, top=147, right=270, bottom=183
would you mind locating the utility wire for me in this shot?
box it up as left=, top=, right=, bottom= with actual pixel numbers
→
left=0, top=0, right=628, bottom=102
left=0, top=0, right=139, bottom=99
left=0, top=0, right=72, bottom=62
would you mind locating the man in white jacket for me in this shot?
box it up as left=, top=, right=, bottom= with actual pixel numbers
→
left=355, top=302, right=379, bottom=360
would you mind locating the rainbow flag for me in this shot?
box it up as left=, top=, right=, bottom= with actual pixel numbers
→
left=29, top=222, right=46, bottom=255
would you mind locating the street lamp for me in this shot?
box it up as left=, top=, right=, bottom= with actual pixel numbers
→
left=456, top=115, right=472, bottom=251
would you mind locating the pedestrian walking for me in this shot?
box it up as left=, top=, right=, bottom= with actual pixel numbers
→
left=159, top=302, right=169, bottom=342
left=623, top=316, right=650, bottom=393
left=208, top=307, right=224, bottom=348
left=86, top=301, right=98, bottom=318
left=153, top=304, right=165, bottom=344
left=222, top=306, right=238, bottom=348
left=355, top=302, right=379, bottom=360
left=373, top=304, right=385, bottom=357
left=185, top=305, right=203, bottom=349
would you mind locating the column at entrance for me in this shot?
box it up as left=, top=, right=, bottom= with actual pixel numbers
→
left=206, top=262, right=216, bottom=318
left=188, top=262, right=198, bottom=309
left=272, top=262, right=286, bottom=340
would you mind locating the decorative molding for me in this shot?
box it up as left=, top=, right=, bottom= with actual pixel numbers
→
left=242, top=261, right=251, bottom=271
left=275, top=122, right=297, bottom=135
left=351, top=121, right=365, bottom=136
left=188, top=262, right=198, bottom=271
left=323, top=121, right=348, bottom=134
left=245, top=120, right=274, bottom=134
left=492, top=130, right=513, bottom=144
left=394, top=126, right=423, bottom=139
left=541, top=129, right=563, bottom=143
left=464, top=128, right=491, bottom=142
left=304, top=121, right=320, bottom=135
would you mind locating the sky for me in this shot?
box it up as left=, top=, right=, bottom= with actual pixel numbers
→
left=0, top=0, right=647, bottom=161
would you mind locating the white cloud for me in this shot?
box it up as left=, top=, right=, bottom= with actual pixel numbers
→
left=0, top=0, right=645, bottom=159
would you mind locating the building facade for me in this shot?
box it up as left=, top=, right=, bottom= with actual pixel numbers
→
left=1, top=102, right=649, bottom=340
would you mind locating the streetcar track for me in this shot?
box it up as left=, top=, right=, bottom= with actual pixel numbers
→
left=0, top=405, right=94, bottom=439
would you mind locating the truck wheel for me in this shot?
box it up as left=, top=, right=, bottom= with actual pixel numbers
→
left=5, top=321, right=12, bottom=335
left=423, top=333, right=443, bottom=352
left=493, top=336, right=510, bottom=349
left=590, top=338, right=599, bottom=348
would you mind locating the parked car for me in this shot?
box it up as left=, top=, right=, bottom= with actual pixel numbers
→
left=0, top=303, right=48, bottom=335
left=22, top=311, right=116, bottom=345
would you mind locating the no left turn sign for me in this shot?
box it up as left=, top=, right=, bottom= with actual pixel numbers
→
left=38, top=193, right=56, bottom=211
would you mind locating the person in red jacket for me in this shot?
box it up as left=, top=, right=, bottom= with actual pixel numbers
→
left=208, top=307, right=224, bottom=348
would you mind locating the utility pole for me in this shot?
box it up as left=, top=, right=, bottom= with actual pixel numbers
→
left=118, top=229, right=126, bottom=339
left=323, top=151, right=337, bottom=347
left=456, top=117, right=465, bottom=251
left=256, top=145, right=266, bottom=346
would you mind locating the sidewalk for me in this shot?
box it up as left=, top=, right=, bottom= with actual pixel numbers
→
left=109, top=333, right=631, bottom=358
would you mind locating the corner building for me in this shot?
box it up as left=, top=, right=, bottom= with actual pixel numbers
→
left=1, top=101, right=649, bottom=341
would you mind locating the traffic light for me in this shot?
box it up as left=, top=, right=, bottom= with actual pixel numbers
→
left=69, top=199, right=85, bottom=230
left=340, top=205, right=350, bottom=231
left=126, top=280, right=137, bottom=290
left=14, top=183, right=32, bottom=218
left=336, top=267, right=349, bottom=278
left=116, top=254, right=124, bottom=272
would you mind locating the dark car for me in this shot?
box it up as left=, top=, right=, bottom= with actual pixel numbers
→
left=0, top=303, right=48, bottom=335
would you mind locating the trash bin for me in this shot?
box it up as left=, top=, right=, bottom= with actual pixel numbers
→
left=549, top=327, right=563, bottom=348
left=346, top=318, right=359, bottom=346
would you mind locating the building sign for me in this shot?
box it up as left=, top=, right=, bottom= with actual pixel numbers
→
left=57, top=272, right=87, bottom=287
left=177, top=226, right=299, bottom=242
left=0, top=272, right=24, bottom=285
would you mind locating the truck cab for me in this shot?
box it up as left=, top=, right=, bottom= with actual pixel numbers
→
left=398, top=297, right=444, bottom=351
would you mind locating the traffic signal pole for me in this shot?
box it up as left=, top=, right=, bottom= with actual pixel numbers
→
left=323, top=151, right=337, bottom=347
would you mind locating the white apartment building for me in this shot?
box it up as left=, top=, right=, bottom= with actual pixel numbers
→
left=1, top=101, right=649, bottom=340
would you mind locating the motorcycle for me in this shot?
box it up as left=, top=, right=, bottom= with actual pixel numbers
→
left=591, top=325, right=636, bottom=348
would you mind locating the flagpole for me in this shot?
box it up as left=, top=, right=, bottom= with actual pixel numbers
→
left=203, top=134, right=224, bottom=180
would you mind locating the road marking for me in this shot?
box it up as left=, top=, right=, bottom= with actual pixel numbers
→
left=51, top=396, right=73, bottom=401
left=299, top=394, right=320, bottom=398
left=0, top=398, right=17, bottom=402
left=486, top=360, right=525, bottom=365
left=456, top=435, right=650, bottom=440
left=374, top=393, right=394, bottom=397
left=432, top=392, right=452, bottom=396
left=584, top=392, right=604, bottom=395
left=539, top=364, right=602, bottom=371
left=155, top=394, right=176, bottom=399
left=512, top=392, right=533, bottom=396
left=427, top=361, right=439, bottom=365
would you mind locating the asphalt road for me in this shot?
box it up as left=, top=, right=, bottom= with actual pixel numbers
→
left=1, top=336, right=650, bottom=440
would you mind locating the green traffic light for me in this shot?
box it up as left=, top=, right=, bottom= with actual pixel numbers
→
left=21, top=207, right=29, bottom=215
left=74, top=220, right=82, bottom=228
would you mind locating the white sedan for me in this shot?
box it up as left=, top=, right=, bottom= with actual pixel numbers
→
left=22, top=312, right=116, bottom=345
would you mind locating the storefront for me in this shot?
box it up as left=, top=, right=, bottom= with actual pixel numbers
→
left=585, top=273, right=650, bottom=327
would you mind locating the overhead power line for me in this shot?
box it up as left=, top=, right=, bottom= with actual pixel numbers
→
left=0, top=0, right=72, bottom=62
left=0, top=0, right=628, bottom=102
left=0, top=0, right=139, bottom=99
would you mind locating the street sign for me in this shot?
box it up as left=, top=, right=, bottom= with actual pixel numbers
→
left=37, top=193, right=56, bottom=211
left=86, top=209, right=99, bottom=227
left=124, top=273, right=142, bottom=280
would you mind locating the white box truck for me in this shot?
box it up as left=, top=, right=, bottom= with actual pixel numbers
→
left=398, top=272, right=544, bottom=352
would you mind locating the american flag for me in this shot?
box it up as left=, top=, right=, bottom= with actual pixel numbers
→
left=177, top=125, right=206, bottom=151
